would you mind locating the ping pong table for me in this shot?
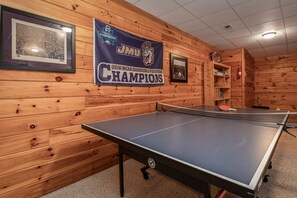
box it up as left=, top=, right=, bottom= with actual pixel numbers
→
left=82, top=103, right=289, bottom=198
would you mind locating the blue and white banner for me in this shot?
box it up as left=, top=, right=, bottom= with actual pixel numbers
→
left=93, top=19, right=164, bottom=86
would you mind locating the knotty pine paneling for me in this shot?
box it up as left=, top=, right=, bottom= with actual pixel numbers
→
left=221, top=49, right=255, bottom=108
left=49, top=125, right=97, bottom=144
left=0, top=131, right=49, bottom=157
left=76, top=54, right=92, bottom=69
left=1, top=154, right=118, bottom=198
left=0, top=136, right=112, bottom=182
left=0, top=102, right=155, bottom=137
left=85, top=93, right=200, bottom=107
left=0, top=69, right=93, bottom=83
left=254, top=54, right=297, bottom=114
left=244, top=49, right=255, bottom=107
left=0, top=0, right=213, bottom=196
left=0, top=97, right=85, bottom=118
left=0, top=143, right=116, bottom=194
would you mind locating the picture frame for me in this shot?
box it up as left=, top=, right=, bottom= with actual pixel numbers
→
left=0, top=5, right=75, bottom=73
left=170, top=53, right=188, bottom=83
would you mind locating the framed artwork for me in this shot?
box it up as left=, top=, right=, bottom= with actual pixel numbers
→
left=0, top=6, right=75, bottom=73
left=170, top=53, right=188, bottom=83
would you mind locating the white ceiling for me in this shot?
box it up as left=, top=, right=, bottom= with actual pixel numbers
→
left=125, top=0, right=297, bottom=58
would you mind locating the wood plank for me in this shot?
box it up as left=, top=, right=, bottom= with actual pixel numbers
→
left=76, top=54, right=93, bottom=70
left=76, top=25, right=93, bottom=43
left=0, top=81, right=93, bottom=99
left=0, top=69, right=93, bottom=83
left=0, top=136, right=110, bottom=175
left=0, top=81, right=203, bottom=99
left=255, top=54, right=297, bottom=64
left=85, top=93, right=200, bottom=107
left=255, top=66, right=297, bottom=74
left=50, top=125, right=96, bottom=144
left=0, top=143, right=116, bottom=194
left=0, top=97, right=85, bottom=118
left=161, top=97, right=202, bottom=107
left=0, top=146, right=53, bottom=176
left=0, top=154, right=118, bottom=198
left=0, top=131, right=49, bottom=157
left=0, top=102, right=155, bottom=137
left=255, top=93, right=297, bottom=101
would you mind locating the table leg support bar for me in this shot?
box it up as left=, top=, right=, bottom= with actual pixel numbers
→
left=119, top=150, right=124, bottom=197
left=141, top=165, right=150, bottom=180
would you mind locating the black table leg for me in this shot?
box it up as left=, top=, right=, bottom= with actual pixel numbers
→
left=203, top=184, right=211, bottom=198
left=119, top=150, right=124, bottom=197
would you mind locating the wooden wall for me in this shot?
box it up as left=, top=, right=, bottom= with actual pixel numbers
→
left=254, top=54, right=297, bottom=114
left=220, top=48, right=255, bottom=108
left=243, top=49, right=255, bottom=107
left=0, top=0, right=213, bottom=197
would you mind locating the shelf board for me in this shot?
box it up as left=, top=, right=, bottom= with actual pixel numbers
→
left=213, top=61, right=230, bottom=69
left=214, top=74, right=230, bottom=78
left=214, top=74, right=225, bottom=77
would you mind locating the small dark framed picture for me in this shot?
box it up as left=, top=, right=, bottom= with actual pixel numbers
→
left=0, top=6, right=75, bottom=73
left=170, top=53, right=188, bottom=83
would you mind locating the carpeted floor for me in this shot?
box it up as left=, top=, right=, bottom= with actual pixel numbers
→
left=42, top=129, right=296, bottom=198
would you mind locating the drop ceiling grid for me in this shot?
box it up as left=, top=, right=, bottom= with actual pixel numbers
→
left=126, top=0, right=297, bottom=57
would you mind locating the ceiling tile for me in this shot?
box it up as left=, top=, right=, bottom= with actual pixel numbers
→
left=280, top=0, right=297, bottom=6
left=257, top=30, right=286, bottom=47
left=201, top=35, right=226, bottom=44
left=288, top=42, right=297, bottom=53
left=232, top=36, right=262, bottom=49
left=264, top=45, right=288, bottom=56
left=248, top=20, right=284, bottom=34
left=174, top=0, right=196, bottom=5
left=233, top=0, right=280, bottom=18
left=135, top=0, right=179, bottom=16
left=200, top=8, right=239, bottom=26
left=286, top=25, right=297, bottom=42
left=282, top=3, right=297, bottom=17
left=191, top=28, right=218, bottom=39
left=184, top=0, right=229, bottom=18
left=222, top=28, right=251, bottom=39
left=242, top=8, right=282, bottom=26
left=227, top=0, right=250, bottom=6
left=177, top=19, right=208, bottom=33
left=212, top=20, right=246, bottom=34
left=212, top=40, right=237, bottom=50
left=159, top=7, right=195, bottom=26
left=284, top=15, right=297, bottom=27
left=125, top=0, right=291, bottom=58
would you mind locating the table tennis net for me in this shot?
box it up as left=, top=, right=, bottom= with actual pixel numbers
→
left=156, top=102, right=288, bottom=124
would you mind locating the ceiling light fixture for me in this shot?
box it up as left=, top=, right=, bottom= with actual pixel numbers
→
left=262, top=31, right=277, bottom=39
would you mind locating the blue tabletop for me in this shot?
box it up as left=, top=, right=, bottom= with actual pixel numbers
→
left=83, top=108, right=287, bottom=189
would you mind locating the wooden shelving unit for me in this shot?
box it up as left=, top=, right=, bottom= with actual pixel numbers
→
left=204, top=61, right=231, bottom=106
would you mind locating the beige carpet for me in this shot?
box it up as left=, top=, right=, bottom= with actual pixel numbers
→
left=42, top=129, right=297, bottom=198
